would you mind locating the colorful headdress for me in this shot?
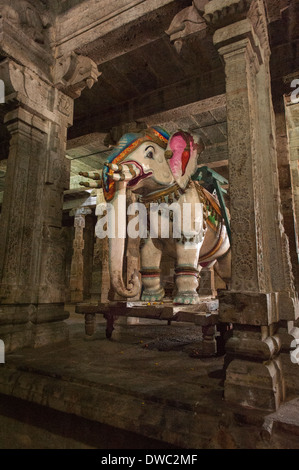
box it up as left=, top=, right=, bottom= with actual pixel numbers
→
left=103, top=126, right=169, bottom=201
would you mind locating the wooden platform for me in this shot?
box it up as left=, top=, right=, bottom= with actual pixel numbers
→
left=75, top=298, right=226, bottom=356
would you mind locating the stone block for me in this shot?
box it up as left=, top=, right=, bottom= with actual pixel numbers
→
left=225, top=329, right=279, bottom=360
left=0, top=304, right=30, bottom=326
left=225, top=359, right=282, bottom=411
left=280, top=353, right=299, bottom=396
left=219, top=291, right=278, bottom=326
left=277, top=321, right=299, bottom=352
left=0, top=322, right=32, bottom=353
left=29, top=304, right=69, bottom=325
left=194, top=313, right=219, bottom=326
left=278, top=291, right=299, bottom=321
left=31, top=321, right=69, bottom=349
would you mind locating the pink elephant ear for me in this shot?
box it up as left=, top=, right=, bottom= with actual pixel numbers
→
left=167, top=131, right=204, bottom=189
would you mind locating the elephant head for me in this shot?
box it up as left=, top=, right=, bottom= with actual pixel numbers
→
left=89, top=127, right=204, bottom=299
left=102, top=127, right=173, bottom=200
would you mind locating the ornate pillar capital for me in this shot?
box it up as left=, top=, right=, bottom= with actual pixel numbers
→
left=0, top=54, right=99, bottom=126
left=0, top=58, right=74, bottom=127
left=204, top=0, right=253, bottom=26
left=204, top=0, right=270, bottom=61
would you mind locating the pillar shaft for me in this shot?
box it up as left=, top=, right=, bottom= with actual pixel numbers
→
left=285, top=98, right=299, bottom=268
left=275, top=104, right=299, bottom=291
left=0, top=55, right=98, bottom=351
left=69, top=207, right=92, bottom=302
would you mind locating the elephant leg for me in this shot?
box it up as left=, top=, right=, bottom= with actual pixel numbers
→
left=140, top=238, right=165, bottom=302
left=173, top=242, right=200, bottom=305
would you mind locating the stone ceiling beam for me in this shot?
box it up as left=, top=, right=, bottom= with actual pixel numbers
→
left=66, top=133, right=108, bottom=152
left=68, top=68, right=226, bottom=139
left=145, top=94, right=226, bottom=126
left=55, top=0, right=190, bottom=62
left=66, top=94, right=228, bottom=172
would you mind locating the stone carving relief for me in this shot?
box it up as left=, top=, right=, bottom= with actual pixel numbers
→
left=0, top=0, right=48, bottom=45
left=57, top=94, right=73, bottom=117
left=0, top=59, right=54, bottom=119
left=204, top=0, right=253, bottom=27
left=165, top=0, right=209, bottom=53
left=40, top=224, right=68, bottom=295
left=203, top=0, right=270, bottom=59
left=248, top=0, right=271, bottom=59
left=53, top=52, right=101, bottom=99
left=0, top=60, right=26, bottom=102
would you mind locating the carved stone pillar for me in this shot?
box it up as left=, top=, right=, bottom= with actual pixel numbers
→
left=281, top=96, right=299, bottom=394
left=204, top=0, right=299, bottom=410
left=69, top=207, right=92, bottom=302
left=0, top=55, right=99, bottom=351
left=275, top=102, right=299, bottom=292
left=284, top=97, right=299, bottom=277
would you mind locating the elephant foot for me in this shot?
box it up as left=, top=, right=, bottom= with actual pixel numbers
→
left=141, top=287, right=165, bottom=303
left=173, top=292, right=200, bottom=305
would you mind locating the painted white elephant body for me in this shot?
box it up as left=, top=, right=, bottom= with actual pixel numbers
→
left=80, top=127, right=231, bottom=305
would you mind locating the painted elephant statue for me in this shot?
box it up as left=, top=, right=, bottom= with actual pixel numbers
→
left=79, top=126, right=231, bottom=305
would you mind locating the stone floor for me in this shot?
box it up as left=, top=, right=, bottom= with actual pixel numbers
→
left=0, top=308, right=299, bottom=449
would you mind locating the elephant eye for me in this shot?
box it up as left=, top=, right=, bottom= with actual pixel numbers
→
left=145, top=146, right=155, bottom=159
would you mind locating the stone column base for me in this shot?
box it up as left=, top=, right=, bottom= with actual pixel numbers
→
left=219, top=291, right=285, bottom=411
left=278, top=320, right=299, bottom=396
left=280, top=354, right=299, bottom=397
left=0, top=304, right=69, bottom=352
left=225, top=358, right=283, bottom=411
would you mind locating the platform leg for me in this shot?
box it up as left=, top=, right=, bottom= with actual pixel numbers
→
left=105, top=314, right=116, bottom=339
left=216, top=323, right=232, bottom=356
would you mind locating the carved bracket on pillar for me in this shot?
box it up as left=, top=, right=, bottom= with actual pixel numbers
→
left=0, top=58, right=74, bottom=126
left=165, top=0, right=209, bottom=53
left=204, top=0, right=270, bottom=59
left=204, top=0, right=252, bottom=27
left=53, top=52, right=101, bottom=99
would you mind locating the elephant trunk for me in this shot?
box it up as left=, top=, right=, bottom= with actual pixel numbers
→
left=108, top=182, right=140, bottom=298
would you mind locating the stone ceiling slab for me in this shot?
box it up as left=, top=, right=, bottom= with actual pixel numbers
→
left=56, top=0, right=190, bottom=58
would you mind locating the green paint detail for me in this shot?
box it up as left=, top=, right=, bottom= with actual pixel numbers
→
left=141, top=288, right=165, bottom=302
left=192, top=166, right=231, bottom=244
left=208, top=214, right=216, bottom=225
